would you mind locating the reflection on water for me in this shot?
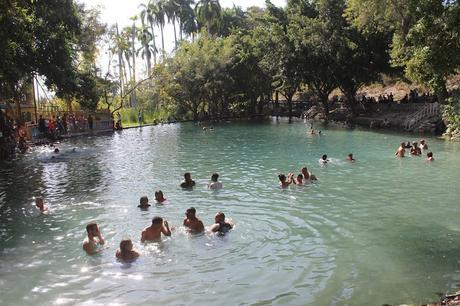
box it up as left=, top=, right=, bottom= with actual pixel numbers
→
left=1, top=121, right=460, bottom=306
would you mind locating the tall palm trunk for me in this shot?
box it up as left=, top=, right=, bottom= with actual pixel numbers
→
left=173, top=17, right=177, bottom=49
left=131, top=23, right=137, bottom=107
left=150, top=23, right=157, bottom=65
left=160, top=23, right=165, bottom=57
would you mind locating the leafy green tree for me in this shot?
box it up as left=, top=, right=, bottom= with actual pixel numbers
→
left=195, top=0, right=222, bottom=35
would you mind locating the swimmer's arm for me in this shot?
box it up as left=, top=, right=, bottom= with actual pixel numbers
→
left=209, top=224, right=219, bottom=233
left=141, top=230, right=147, bottom=243
left=198, top=221, right=205, bottom=232
left=162, top=222, right=171, bottom=236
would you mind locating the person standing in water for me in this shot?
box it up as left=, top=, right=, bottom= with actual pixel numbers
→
left=278, top=173, right=294, bottom=188
left=293, top=174, right=304, bottom=185
left=209, top=212, right=234, bottom=235
left=301, top=167, right=317, bottom=182
left=154, top=190, right=167, bottom=203
left=180, top=172, right=196, bottom=189
left=141, top=217, right=171, bottom=242
left=347, top=153, right=355, bottom=162
left=138, top=196, right=151, bottom=209
left=426, top=152, right=434, bottom=161
left=395, top=142, right=406, bottom=158
left=116, top=239, right=140, bottom=261
left=183, top=207, right=205, bottom=234
left=83, top=222, right=106, bottom=255
left=208, top=173, right=223, bottom=189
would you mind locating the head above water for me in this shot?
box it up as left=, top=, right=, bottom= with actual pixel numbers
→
left=154, top=190, right=164, bottom=201
left=427, top=152, right=433, bottom=158
left=86, top=222, right=98, bottom=235
left=54, top=148, right=59, bottom=153
left=119, top=239, right=133, bottom=254
left=186, top=207, right=196, bottom=217
left=278, top=174, right=286, bottom=182
left=184, top=172, right=191, bottom=181
left=215, top=212, right=225, bottom=223
left=322, top=154, right=328, bottom=160
left=35, top=197, right=44, bottom=208
left=152, top=216, right=163, bottom=225
left=297, top=174, right=303, bottom=180
left=211, top=173, right=219, bottom=182
left=139, top=196, right=149, bottom=206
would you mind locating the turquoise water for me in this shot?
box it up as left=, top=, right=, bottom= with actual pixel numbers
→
left=1, top=119, right=460, bottom=306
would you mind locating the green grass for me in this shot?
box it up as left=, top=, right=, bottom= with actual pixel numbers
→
left=119, top=107, right=173, bottom=128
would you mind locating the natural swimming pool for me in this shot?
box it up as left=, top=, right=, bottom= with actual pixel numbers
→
left=1, top=119, right=459, bottom=305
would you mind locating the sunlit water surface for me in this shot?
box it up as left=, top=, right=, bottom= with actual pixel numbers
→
left=1, top=119, right=460, bottom=306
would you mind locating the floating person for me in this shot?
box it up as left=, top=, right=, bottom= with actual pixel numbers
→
left=180, top=172, right=196, bottom=189
left=426, top=151, right=434, bottom=161
left=293, top=174, right=303, bottom=185
left=208, top=173, right=222, bottom=190
left=395, top=142, right=406, bottom=158
left=116, top=239, right=140, bottom=262
left=154, top=190, right=167, bottom=204
left=410, top=142, right=421, bottom=156
left=141, top=216, right=171, bottom=242
left=319, top=154, right=329, bottom=164
left=83, top=222, right=106, bottom=255
left=301, top=167, right=317, bottom=182
left=183, top=207, right=205, bottom=234
left=35, top=197, right=48, bottom=213
left=419, top=139, right=428, bottom=150
left=347, top=153, right=356, bottom=162
left=209, top=212, right=234, bottom=235
left=138, top=196, right=151, bottom=209
left=54, top=148, right=59, bottom=154
left=278, top=173, right=294, bottom=188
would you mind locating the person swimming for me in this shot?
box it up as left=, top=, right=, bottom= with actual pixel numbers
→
left=183, top=207, right=205, bottom=234
left=347, top=153, right=355, bottom=162
left=180, top=172, right=196, bottom=189
left=209, top=212, right=234, bottom=235
left=116, top=239, right=140, bottom=262
left=419, top=139, right=428, bottom=150
left=208, top=173, right=223, bottom=190
left=83, top=222, right=105, bottom=255
left=154, top=190, right=166, bottom=203
left=138, top=196, right=151, bottom=209
left=319, top=154, right=329, bottom=164
left=141, top=216, right=171, bottom=242
left=301, top=167, right=317, bottom=181
left=294, top=174, right=303, bottom=185
left=410, top=142, right=421, bottom=156
left=35, top=197, right=48, bottom=212
left=278, top=173, right=294, bottom=188
left=426, top=151, right=434, bottom=161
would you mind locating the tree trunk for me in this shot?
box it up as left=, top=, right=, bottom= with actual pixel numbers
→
left=173, top=17, right=177, bottom=49
left=160, top=24, right=165, bottom=57
left=150, top=23, right=157, bottom=65
left=320, top=94, right=329, bottom=121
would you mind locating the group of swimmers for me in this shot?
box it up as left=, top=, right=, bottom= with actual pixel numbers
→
left=395, top=139, right=434, bottom=160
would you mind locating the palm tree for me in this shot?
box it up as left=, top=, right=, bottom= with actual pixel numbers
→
left=139, top=2, right=158, bottom=65
left=175, top=0, right=196, bottom=41
left=150, top=0, right=166, bottom=57
left=164, top=0, right=178, bottom=49
left=195, top=0, right=222, bottom=35
left=137, top=27, right=155, bottom=77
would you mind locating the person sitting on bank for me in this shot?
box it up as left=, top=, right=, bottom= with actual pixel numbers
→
left=395, top=142, right=406, bottom=158
left=141, top=216, right=171, bottom=242
left=35, top=197, right=48, bottom=213
left=180, top=172, right=196, bottom=189
left=347, top=153, right=356, bottom=162
left=410, top=142, right=421, bottom=156
left=426, top=151, right=434, bottom=161
left=301, top=167, right=317, bottom=182
left=183, top=207, right=205, bottom=234
left=116, top=239, right=140, bottom=262
left=138, top=196, right=151, bottom=209
left=278, top=173, right=294, bottom=188
left=209, top=212, right=234, bottom=235
left=208, top=173, right=223, bottom=190
left=154, top=190, right=166, bottom=203
left=83, top=222, right=105, bottom=255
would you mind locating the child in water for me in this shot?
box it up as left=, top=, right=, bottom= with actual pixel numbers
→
left=35, top=197, right=48, bottom=212
left=278, top=173, right=294, bottom=188
left=155, top=190, right=166, bottom=203
left=293, top=174, right=303, bottom=185
left=426, top=152, right=434, bottom=161
left=138, top=196, right=151, bottom=209
left=116, top=239, right=140, bottom=262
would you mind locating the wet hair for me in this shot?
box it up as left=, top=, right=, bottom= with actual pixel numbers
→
left=322, top=154, right=328, bottom=160
left=35, top=197, right=43, bottom=206
left=139, top=196, right=148, bottom=205
left=211, top=173, right=219, bottom=182
left=297, top=174, right=303, bottom=180
left=184, top=172, right=191, bottom=179
left=152, top=216, right=163, bottom=225
left=427, top=152, right=433, bottom=158
left=119, top=239, right=132, bottom=256
left=278, top=174, right=286, bottom=181
left=186, top=207, right=196, bottom=216
left=155, top=190, right=164, bottom=200
left=348, top=153, right=353, bottom=158
left=54, top=148, right=59, bottom=153
left=216, top=212, right=225, bottom=220
left=86, top=222, right=98, bottom=234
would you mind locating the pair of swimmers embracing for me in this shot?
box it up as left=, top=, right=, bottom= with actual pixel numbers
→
left=279, top=167, right=318, bottom=187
